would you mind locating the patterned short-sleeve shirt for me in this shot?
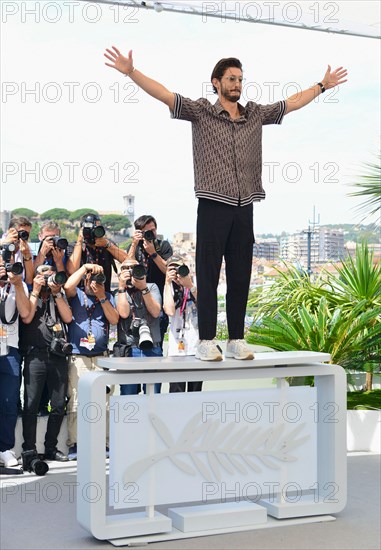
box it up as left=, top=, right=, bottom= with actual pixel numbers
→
left=171, top=94, right=286, bottom=206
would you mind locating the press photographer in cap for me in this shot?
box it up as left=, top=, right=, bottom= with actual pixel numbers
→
left=0, top=247, right=30, bottom=471
left=19, top=264, right=72, bottom=470
left=164, top=255, right=202, bottom=393
left=66, top=212, right=127, bottom=292
left=64, top=263, right=119, bottom=461
left=116, top=258, right=162, bottom=395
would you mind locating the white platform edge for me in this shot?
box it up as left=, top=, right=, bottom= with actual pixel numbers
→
left=168, top=501, right=267, bottom=532
left=108, top=515, right=336, bottom=546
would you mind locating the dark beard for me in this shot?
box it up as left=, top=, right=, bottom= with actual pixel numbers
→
left=221, top=89, right=241, bottom=103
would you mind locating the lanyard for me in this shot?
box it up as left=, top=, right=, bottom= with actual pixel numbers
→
left=179, top=288, right=189, bottom=315
left=83, top=293, right=99, bottom=334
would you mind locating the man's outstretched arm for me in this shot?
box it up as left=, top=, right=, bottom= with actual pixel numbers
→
left=104, top=46, right=175, bottom=110
left=285, top=65, right=348, bottom=114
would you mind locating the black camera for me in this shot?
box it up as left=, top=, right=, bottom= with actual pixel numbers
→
left=0, top=244, right=23, bottom=280
left=176, top=265, right=190, bottom=277
left=50, top=334, right=73, bottom=357
left=131, top=318, right=153, bottom=350
left=82, top=216, right=106, bottom=245
left=18, top=230, right=30, bottom=241
left=49, top=236, right=68, bottom=250
left=121, top=264, right=146, bottom=285
left=90, top=272, right=106, bottom=285
left=21, top=449, right=49, bottom=476
left=142, top=229, right=155, bottom=242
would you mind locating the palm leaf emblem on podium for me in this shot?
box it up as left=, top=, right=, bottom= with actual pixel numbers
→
left=123, top=412, right=310, bottom=483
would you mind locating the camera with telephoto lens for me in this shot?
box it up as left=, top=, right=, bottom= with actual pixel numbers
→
left=142, top=229, right=155, bottom=242
left=90, top=272, right=106, bottom=285
left=0, top=244, right=23, bottom=280
left=81, top=215, right=105, bottom=245
left=48, top=271, right=67, bottom=286
left=131, top=318, right=153, bottom=350
left=21, top=449, right=49, bottom=476
left=50, top=330, right=73, bottom=357
left=18, top=230, right=30, bottom=241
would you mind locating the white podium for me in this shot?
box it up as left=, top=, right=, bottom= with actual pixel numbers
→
left=77, top=351, right=347, bottom=545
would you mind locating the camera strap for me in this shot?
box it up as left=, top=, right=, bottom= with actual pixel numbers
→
left=130, top=290, right=146, bottom=320
left=0, top=283, right=18, bottom=325
left=48, top=295, right=69, bottom=340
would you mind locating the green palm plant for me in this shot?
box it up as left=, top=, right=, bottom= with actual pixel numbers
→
left=348, top=154, right=381, bottom=227
left=324, top=243, right=381, bottom=311
left=247, top=262, right=328, bottom=320
left=247, top=298, right=381, bottom=371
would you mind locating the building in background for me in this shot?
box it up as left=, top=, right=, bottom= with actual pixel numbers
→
left=0, top=210, right=11, bottom=233
left=123, top=195, right=135, bottom=236
left=280, top=227, right=346, bottom=267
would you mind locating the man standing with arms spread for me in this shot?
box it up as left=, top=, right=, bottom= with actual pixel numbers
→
left=104, top=47, right=347, bottom=361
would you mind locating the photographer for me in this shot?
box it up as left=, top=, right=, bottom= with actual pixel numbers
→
left=0, top=253, right=30, bottom=469
left=127, top=215, right=173, bottom=345
left=66, top=213, right=127, bottom=292
left=34, top=221, right=68, bottom=273
left=19, top=265, right=72, bottom=464
left=34, top=221, right=69, bottom=417
left=117, top=258, right=162, bottom=395
left=1, top=216, right=34, bottom=286
left=164, top=255, right=202, bottom=393
left=64, top=263, right=119, bottom=461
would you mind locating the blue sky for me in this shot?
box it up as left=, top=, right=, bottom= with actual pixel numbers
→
left=1, top=0, right=380, bottom=238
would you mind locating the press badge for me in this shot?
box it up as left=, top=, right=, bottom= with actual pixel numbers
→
left=0, top=327, right=9, bottom=356
left=80, top=332, right=96, bottom=351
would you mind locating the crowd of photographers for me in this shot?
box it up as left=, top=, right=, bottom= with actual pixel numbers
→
left=0, top=213, right=200, bottom=475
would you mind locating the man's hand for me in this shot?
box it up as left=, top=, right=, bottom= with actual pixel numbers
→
left=321, top=65, right=348, bottom=90
left=104, top=46, right=134, bottom=76
left=2, top=228, right=19, bottom=244
left=51, top=246, right=65, bottom=268
left=83, top=263, right=103, bottom=274
left=178, top=273, right=193, bottom=289
left=91, top=282, right=107, bottom=301
left=133, top=275, right=147, bottom=291
left=118, top=269, right=130, bottom=288
left=32, top=274, right=45, bottom=294
left=39, top=238, right=55, bottom=259
left=8, top=271, right=23, bottom=288
left=94, top=236, right=109, bottom=248
left=0, top=265, right=7, bottom=281
left=47, top=280, right=62, bottom=295
left=166, top=267, right=177, bottom=284
left=142, top=238, right=156, bottom=256
left=131, top=229, right=143, bottom=246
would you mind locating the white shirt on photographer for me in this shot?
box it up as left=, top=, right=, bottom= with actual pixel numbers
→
left=0, top=282, right=28, bottom=349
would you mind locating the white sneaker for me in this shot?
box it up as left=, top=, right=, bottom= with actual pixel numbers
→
left=196, top=340, right=223, bottom=361
left=226, top=339, right=254, bottom=360
left=0, top=449, right=18, bottom=467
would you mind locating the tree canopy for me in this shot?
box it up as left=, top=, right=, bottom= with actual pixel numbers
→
left=40, top=208, right=71, bottom=221
left=101, top=214, right=131, bottom=232
left=69, top=209, right=99, bottom=222
left=11, top=208, right=38, bottom=218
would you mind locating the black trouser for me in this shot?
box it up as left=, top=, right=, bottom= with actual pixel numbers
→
left=196, top=199, right=254, bottom=340
left=22, top=348, right=68, bottom=453
left=169, top=382, right=203, bottom=393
